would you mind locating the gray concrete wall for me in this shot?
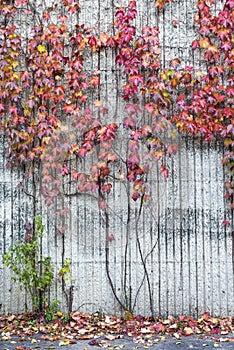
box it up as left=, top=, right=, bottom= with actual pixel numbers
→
left=0, top=0, right=233, bottom=317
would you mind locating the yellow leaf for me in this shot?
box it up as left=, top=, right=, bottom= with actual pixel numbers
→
left=42, top=137, right=50, bottom=144
left=199, top=38, right=210, bottom=49
left=79, top=38, right=88, bottom=50
left=12, top=60, right=18, bottom=69
left=94, top=100, right=103, bottom=107
left=9, top=34, right=17, bottom=39
left=37, top=45, right=47, bottom=54
left=13, top=72, right=20, bottom=80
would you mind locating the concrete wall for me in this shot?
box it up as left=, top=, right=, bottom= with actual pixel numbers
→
left=0, top=0, right=233, bottom=317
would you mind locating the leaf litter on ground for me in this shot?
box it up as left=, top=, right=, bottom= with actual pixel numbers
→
left=0, top=312, right=233, bottom=347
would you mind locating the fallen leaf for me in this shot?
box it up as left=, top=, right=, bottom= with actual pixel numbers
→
left=99, top=340, right=111, bottom=347
left=184, top=327, right=194, bottom=336
left=173, top=332, right=181, bottom=339
left=31, top=338, right=38, bottom=343
left=59, top=340, right=70, bottom=346
left=141, top=328, right=152, bottom=334
left=105, top=334, right=117, bottom=341
left=219, top=337, right=234, bottom=342
left=7, top=314, right=16, bottom=322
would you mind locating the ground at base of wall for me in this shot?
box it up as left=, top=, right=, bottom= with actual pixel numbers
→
left=1, top=334, right=234, bottom=350
left=1, top=312, right=234, bottom=349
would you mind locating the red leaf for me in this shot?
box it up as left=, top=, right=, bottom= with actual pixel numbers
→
left=8, top=106, right=18, bottom=116
left=128, top=140, right=139, bottom=152
left=132, top=189, right=140, bottom=201
left=123, top=116, right=136, bottom=129
left=166, top=144, right=179, bottom=156
left=77, top=148, right=87, bottom=158
left=131, top=130, right=142, bottom=140
left=107, top=234, right=115, bottom=241
left=15, top=0, right=28, bottom=5
left=63, top=104, right=74, bottom=114
left=127, top=170, right=137, bottom=182
left=169, top=58, right=181, bottom=68
left=88, top=36, right=97, bottom=47
left=128, top=153, right=140, bottom=170
left=221, top=41, right=232, bottom=51
left=0, top=103, right=5, bottom=112
left=160, top=164, right=168, bottom=179
left=128, top=74, right=143, bottom=86
left=62, top=166, right=69, bottom=177
left=145, top=104, right=156, bottom=114
left=222, top=220, right=230, bottom=226
left=98, top=200, right=108, bottom=210
left=102, top=183, right=112, bottom=194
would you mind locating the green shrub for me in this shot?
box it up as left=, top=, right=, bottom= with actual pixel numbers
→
left=3, top=216, right=54, bottom=312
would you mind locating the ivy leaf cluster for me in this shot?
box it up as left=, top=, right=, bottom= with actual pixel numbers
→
left=0, top=0, right=233, bottom=209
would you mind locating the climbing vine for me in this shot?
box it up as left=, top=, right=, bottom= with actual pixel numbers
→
left=172, top=0, right=234, bottom=208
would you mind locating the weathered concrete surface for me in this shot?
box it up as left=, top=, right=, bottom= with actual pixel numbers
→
left=0, top=0, right=233, bottom=317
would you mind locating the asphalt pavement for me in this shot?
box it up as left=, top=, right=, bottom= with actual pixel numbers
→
left=1, top=334, right=234, bottom=350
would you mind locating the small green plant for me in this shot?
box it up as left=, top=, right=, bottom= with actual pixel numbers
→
left=59, top=258, right=72, bottom=282
left=59, top=258, right=74, bottom=314
left=3, top=216, right=54, bottom=313
left=44, top=299, right=61, bottom=323
left=61, top=313, right=71, bottom=325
